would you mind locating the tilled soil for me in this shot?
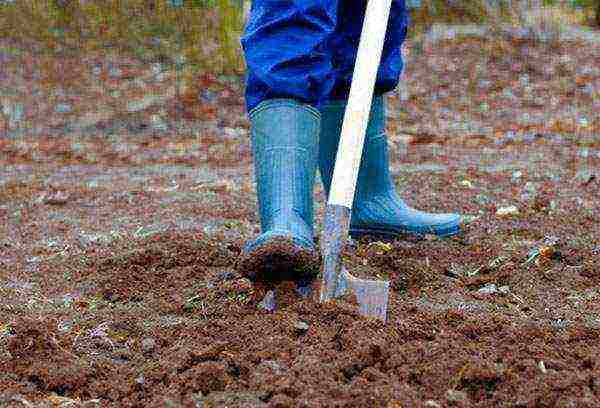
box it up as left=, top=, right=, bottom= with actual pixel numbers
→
left=1, top=35, right=600, bottom=407
left=1, top=138, right=599, bottom=407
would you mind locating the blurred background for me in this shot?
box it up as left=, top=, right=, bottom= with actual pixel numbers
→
left=0, top=0, right=598, bottom=139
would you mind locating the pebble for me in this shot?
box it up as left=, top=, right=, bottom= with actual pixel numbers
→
left=512, top=171, right=523, bottom=181
left=150, top=115, right=168, bottom=132
left=260, top=360, right=286, bottom=375
left=150, top=63, right=163, bottom=76
left=222, top=127, right=245, bottom=139
left=294, top=321, right=309, bottom=333
left=478, top=283, right=498, bottom=295
left=57, top=319, right=73, bottom=333
left=4, top=102, right=24, bottom=126
left=478, top=79, right=491, bottom=89
left=258, top=290, right=276, bottom=312
left=424, top=401, right=442, bottom=408
left=42, top=191, right=70, bottom=205
left=198, top=89, right=218, bottom=103
left=55, top=103, right=72, bottom=114
left=141, top=337, right=156, bottom=354
left=81, top=400, right=102, bottom=408
left=496, top=205, right=519, bottom=216
left=108, top=67, right=122, bottom=78
left=217, top=270, right=236, bottom=281
left=295, top=285, right=312, bottom=299
left=446, top=389, right=468, bottom=403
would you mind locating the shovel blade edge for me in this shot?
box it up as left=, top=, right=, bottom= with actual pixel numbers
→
left=342, top=267, right=389, bottom=322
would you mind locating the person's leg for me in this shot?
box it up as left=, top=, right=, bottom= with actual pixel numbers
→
left=319, top=0, right=461, bottom=238
left=241, top=0, right=338, bottom=112
left=238, top=0, right=338, bottom=281
left=326, top=0, right=408, bottom=102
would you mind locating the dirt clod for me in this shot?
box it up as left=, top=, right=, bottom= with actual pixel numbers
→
left=236, top=237, right=320, bottom=282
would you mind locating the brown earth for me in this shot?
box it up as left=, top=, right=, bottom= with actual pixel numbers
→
left=0, top=34, right=599, bottom=407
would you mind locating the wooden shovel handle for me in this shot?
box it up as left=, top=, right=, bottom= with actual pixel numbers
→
left=327, top=0, right=393, bottom=209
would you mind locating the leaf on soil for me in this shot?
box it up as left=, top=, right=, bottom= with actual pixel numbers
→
left=460, top=179, right=474, bottom=188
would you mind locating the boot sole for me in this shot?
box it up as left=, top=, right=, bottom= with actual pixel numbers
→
left=237, top=234, right=320, bottom=282
left=349, top=221, right=461, bottom=240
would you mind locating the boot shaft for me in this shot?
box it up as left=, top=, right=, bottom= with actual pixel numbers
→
left=319, top=96, right=393, bottom=201
left=249, top=99, right=320, bottom=232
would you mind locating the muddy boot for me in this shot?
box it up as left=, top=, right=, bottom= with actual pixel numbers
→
left=238, top=99, right=320, bottom=282
left=319, top=96, right=461, bottom=239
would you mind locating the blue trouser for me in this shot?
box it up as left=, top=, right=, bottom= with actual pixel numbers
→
left=241, top=0, right=409, bottom=112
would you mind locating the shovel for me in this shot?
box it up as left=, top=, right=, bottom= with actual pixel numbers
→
left=319, top=0, right=393, bottom=322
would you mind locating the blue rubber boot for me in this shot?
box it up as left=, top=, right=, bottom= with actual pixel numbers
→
left=319, top=96, right=461, bottom=239
left=239, top=99, right=320, bottom=282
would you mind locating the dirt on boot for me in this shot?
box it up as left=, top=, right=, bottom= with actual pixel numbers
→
left=236, top=237, right=321, bottom=282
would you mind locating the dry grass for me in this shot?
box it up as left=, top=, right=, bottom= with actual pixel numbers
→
left=0, top=0, right=245, bottom=74
left=0, top=0, right=596, bottom=77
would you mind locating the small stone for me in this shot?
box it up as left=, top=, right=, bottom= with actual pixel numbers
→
left=42, top=191, right=70, bottom=205
left=150, top=63, right=163, bottom=75
left=260, top=360, right=286, bottom=375
left=295, top=285, right=312, bottom=298
left=141, top=337, right=156, bottom=354
left=478, top=283, right=498, bottom=295
left=258, top=290, right=276, bottom=312
left=81, top=399, right=102, bottom=408
left=109, top=67, right=122, bottom=78
left=498, top=285, right=510, bottom=295
left=198, top=89, right=217, bottom=103
left=217, top=271, right=236, bottom=281
left=496, top=205, right=519, bottom=216
left=150, top=115, right=168, bottom=132
left=57, top=319, right=73, bottom=333
left=446, top=389, right=468, bottom=403
left=294, top=321, right=309, bottom=333
left=592, top=377, right=600, bottom=391
left=55, top=103, right=72, bottom=113
left=538, top=360, right=547, bottom=374
left=424, top=401, right=442, bottom=408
